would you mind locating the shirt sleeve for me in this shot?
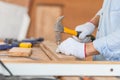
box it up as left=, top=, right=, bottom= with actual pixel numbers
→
left=93, top=30, right=120, bottom=61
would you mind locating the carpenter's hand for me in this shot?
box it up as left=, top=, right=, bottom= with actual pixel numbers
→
left=75, top=22, right=95, bottom=39
left=56, top=37, right=86, bottom=59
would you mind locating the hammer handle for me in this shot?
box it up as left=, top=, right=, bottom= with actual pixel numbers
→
left=64, top=27, right=95, bottom=41
left=64, top=27, right=77, bottom=36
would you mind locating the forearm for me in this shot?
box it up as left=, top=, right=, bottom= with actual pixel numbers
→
left=85, top=42, right=99, bottom=57
left=85, top=15, right=100, bottom=57
left=90, top=15, right=100, bottom=28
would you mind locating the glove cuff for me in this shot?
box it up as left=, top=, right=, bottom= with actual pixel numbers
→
left=76, top=43, right=86, bottom=59
left=89, top=20, right=96, bottom=28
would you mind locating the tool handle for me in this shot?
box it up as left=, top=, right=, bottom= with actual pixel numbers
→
left=64, top=27, right=95, bottom=41
left=19, top=42, right=32, bottom=48
left=77, top=31, right=95, bottom=41
left=64, top=27, right=78, bottom=36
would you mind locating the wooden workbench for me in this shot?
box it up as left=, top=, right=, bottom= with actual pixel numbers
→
left=0, top=41, right=120, bottom=79
left=0, top=41, right=82, bottom=62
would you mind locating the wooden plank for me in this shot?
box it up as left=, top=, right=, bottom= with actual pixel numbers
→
left=0, top=46, right=50, bottom=62
left=31, top=47, right=51, bottom=61
left=8, top=47, right=32, bottom=57
left=41, top=41, right=79, bottom=61
left=40, top=43, right=58, bottom=61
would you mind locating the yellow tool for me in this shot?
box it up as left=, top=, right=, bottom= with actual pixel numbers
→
left=19, top=42, right=32, bottom=48
left=64, top=27, right=78, bottom=36
left=54, top=16, right=95, bottom=44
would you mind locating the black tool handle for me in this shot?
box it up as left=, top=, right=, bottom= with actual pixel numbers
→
left=77, top=31, right=95, bottom=41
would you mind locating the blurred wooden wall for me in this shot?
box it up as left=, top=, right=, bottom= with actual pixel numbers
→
left=0, top=0, right=103, bottom=42
left=28, top=0, right=103, bottom=42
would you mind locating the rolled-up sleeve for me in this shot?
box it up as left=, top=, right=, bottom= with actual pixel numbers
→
left=93, top=31, right=120, bottom=61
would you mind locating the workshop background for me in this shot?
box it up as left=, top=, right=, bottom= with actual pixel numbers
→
left=0, top=0, right=103, bottom=42
left=2, top=0, right=118, bottom=80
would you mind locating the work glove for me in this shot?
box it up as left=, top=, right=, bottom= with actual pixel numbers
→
left=56, top=37, right=86, bottom=59
left=75, top=22, right=95, bottom=39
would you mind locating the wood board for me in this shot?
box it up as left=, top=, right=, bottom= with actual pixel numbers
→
left=0, top=45, right=50, bottom=62
left=8, top=47, right=32, bottom=57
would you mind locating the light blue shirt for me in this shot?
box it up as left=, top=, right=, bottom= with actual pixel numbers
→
left=93, top=0, right=120, bottom=61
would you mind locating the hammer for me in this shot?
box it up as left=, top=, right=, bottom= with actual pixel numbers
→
left=54, top=16, right=95, bottom=44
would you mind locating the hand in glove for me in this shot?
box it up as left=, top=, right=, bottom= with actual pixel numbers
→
left=56, top=37, right=86, bottom=59
left=75, top=22, right=95, bottom=39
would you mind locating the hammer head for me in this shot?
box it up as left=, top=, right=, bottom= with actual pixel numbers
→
left=54, top=16, right=64, bottom=32
left=54, top=16, right=64, bottom=45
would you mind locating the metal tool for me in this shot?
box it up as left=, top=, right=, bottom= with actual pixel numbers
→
left=54, top=16, right=95, bottom=44
left=0, top=37, right=44, bottom=50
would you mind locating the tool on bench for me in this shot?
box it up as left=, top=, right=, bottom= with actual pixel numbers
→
left=21, top=37, right=44, bottom=44
left=4, top=37, right=44, bottom=44
left=19, top=42, right=32, bottom=48
left=20, top=37, right=44, bottom=48
left=54, top=16, right=95, bottom=44
left=0, top=42, right=18, bottom=50
left=0, top=37, right=44, bottom=50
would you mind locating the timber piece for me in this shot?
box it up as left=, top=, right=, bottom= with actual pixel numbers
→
left=40, top=43, right=58, bottom=61
left=41, top=41, right=79, bottom=61
left=31, top=47, right=51, bottom=61
left=8, top=47, right=32, bottom=57
left=0, top=46, right=50, bottom=62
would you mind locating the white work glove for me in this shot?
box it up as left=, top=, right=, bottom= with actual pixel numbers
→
left=75, top=22, right=95, bottom=39
left=56, top=37, right=86, bottom=59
